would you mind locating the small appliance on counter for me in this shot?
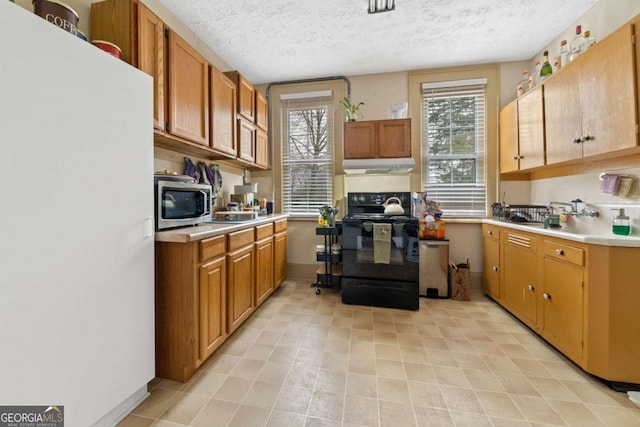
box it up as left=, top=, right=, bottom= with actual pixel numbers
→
left=213, top=211, right=258, bottom=221
left=154, top=174, right=212, bottom=230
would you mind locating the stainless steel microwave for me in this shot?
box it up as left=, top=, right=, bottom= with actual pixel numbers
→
left=154, top=175, right=212, bottom=231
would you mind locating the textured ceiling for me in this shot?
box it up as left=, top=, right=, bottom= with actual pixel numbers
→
left=157, top=0, right=598, bottom=84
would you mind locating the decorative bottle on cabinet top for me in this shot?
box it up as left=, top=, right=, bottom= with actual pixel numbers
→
left=569, top=25, right=583, bottom=62
left=516, top=69, right=528, bottom=97
left=540, top=51, right=553, bottom=82
left=583, top=30, right=596, bottom=51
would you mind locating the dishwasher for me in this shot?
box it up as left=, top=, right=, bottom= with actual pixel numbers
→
left=419, top=239, right=450, bottom=298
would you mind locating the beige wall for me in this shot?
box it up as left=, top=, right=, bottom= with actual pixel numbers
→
left=22, top=0, right=640, bottom=277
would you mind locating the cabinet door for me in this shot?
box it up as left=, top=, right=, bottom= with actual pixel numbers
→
left=378, top=119, right=411, bottom=158
left=542, top=257, right=584, bottom=362
left=499, top=100, right=519, bottom=173
left=580, top=24, right=637, bottom=157
left=255, top=237, right=274, bottom=307
left=227, top=245, right=254, bottom=333
left=255, top=128, right=268, bottom=168
left=543, top=61, right=583, bottom=165
left=210, top=67, right=237, bottom=158
left=274, top=230, right=287, bottom=289
left=256, top=91, right=268, bottom=131
left=238, top=75, right=255, bottom=122
left=238, top=118, right=256, bottom=163
left=167, top=30, right=209, bottom=145
left=138, top=3, right=165, bottom=131
left=344, top=121, right=377, bottom=158
left=200, top=256, right=227, bottom=361
left=482, top=234, right=500, bottom=299
left=503, top=242, right=538, bottom=327
left=517, top=86, right=545, bottom=170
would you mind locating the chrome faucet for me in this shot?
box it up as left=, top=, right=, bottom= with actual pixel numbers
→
left=547, top=199, right=599, bottom=217
left=548, top=201, right=579, bottom=215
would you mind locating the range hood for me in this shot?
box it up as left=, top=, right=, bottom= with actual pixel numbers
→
left=343, top=157, right=415, bottom=174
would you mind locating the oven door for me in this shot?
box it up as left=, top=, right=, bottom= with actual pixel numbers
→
left=342, top=220, right=419, bottom=282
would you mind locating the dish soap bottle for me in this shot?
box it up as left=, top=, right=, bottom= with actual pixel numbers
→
left=612, top=208, right=631, bottom=236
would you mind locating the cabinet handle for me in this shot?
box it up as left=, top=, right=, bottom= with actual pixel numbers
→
left=543, top=293, right=552, bottom=300
left=583, top=135, right=592, bottom=141
left=572, top=138, right=582, bottom=144
left=527, top=284, right=535, bottom=291
left=513, top=156, right=519, bottom=160
left=492, top=266, right=498, bottom=272
left=488, top=230, right=493, bottom=236
left=555, top=249, right=564, bottom=255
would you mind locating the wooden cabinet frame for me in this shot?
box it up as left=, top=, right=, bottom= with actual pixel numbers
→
left=483, top=223, right=640, bottom=384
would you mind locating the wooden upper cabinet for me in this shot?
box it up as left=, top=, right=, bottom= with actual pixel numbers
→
left=545, top=23, right=637, bottom=164
left=499, top=100, right=519, bottom=173
left=255, top=129, right=268, bottom=169
left=256, top=91, right=268, bottom=131
left=92, top=0, right=165, bottom=131
left=210, top=66, right=237, bottom=158
left=167, top=30, right=209, bottom=146
left=344, top=119, right=410, bottom=159
left=579, top=24, right=637, bottom=158
left=237, top=118, right=256, bottom=164
left=378, top=119, right=411, bottom=158
left=517, top=85, right=545, bottom=170
left=137, top=3, right=165, bottom=131
left=344, top=121, right=377, bottom=159
left=224, top=71, right=255, bottom=122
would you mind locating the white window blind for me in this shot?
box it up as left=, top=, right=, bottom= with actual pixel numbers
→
left=422, top=79, right=487, bottom=218
left=281, top=91, right=334, bottom=216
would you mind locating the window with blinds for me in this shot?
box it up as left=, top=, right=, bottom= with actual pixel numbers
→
left=422, top=79, right=487, bottom=218
left=281, top=91, right=334, bottom=215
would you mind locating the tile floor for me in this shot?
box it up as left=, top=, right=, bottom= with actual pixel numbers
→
left=118, top=279, right=640, bottom=427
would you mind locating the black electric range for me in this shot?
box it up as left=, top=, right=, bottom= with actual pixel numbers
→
left=340, top=192, right=419, bottom=310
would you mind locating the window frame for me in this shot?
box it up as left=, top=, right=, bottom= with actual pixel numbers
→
left=267, top=80, right=346, bottom=219
left=281, top=101, right=333, bottom=216
left=408, top=65, right=499, bottom=221
left=422, top=80, right=488, bottom=218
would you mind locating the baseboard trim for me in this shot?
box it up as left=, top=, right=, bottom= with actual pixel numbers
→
left=90, top=386, right=149, bottom=427
left=287, top=263, right=482, bottom=290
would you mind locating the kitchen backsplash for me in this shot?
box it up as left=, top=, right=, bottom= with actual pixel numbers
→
left=502, top=166, right=640, bottom=236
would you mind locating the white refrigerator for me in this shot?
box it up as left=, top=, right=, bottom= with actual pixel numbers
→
left=0, top=3, right=155, bottom=426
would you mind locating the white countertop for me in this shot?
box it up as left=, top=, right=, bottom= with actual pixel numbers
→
left=482, top=219, right=640, bottom=247
left=155, top=214, right=289, bottom=243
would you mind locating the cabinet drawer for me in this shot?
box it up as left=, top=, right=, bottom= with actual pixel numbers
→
left=255, top=223, right=274, bottom=240
left=200, top=235, right=226, bottom=262
left=228, top=228, right=255, bottom=251
left=274, top=219, right=287, bottom=233
left=543, top=240, right=584, bottom=266
left=483, top=224, right=500, bottom=241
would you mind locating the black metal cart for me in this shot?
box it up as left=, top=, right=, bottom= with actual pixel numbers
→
left=313, top=225, right=342, bottom=294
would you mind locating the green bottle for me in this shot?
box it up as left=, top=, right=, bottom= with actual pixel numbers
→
left=540, top=50, right=553, bottom=82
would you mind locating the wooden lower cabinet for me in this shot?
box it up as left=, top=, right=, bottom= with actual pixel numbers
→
left=274, top=220, right=288, bottom=289
left=481, top=224, right=500, bottom=299
left=542, top=255, right=584, bottom=363
left=502, top=231, right=539, bottom=328
left=155, top=219, right=287, bottom=382
left=227, top=229, right=255, bottom=334
left=483, top=223, right=640, bottom=384
left=255, top=222, right=275, bottom=307
left=255, top=237, right=274, bottom=307
left=200, top=256, right=227, bottom=361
